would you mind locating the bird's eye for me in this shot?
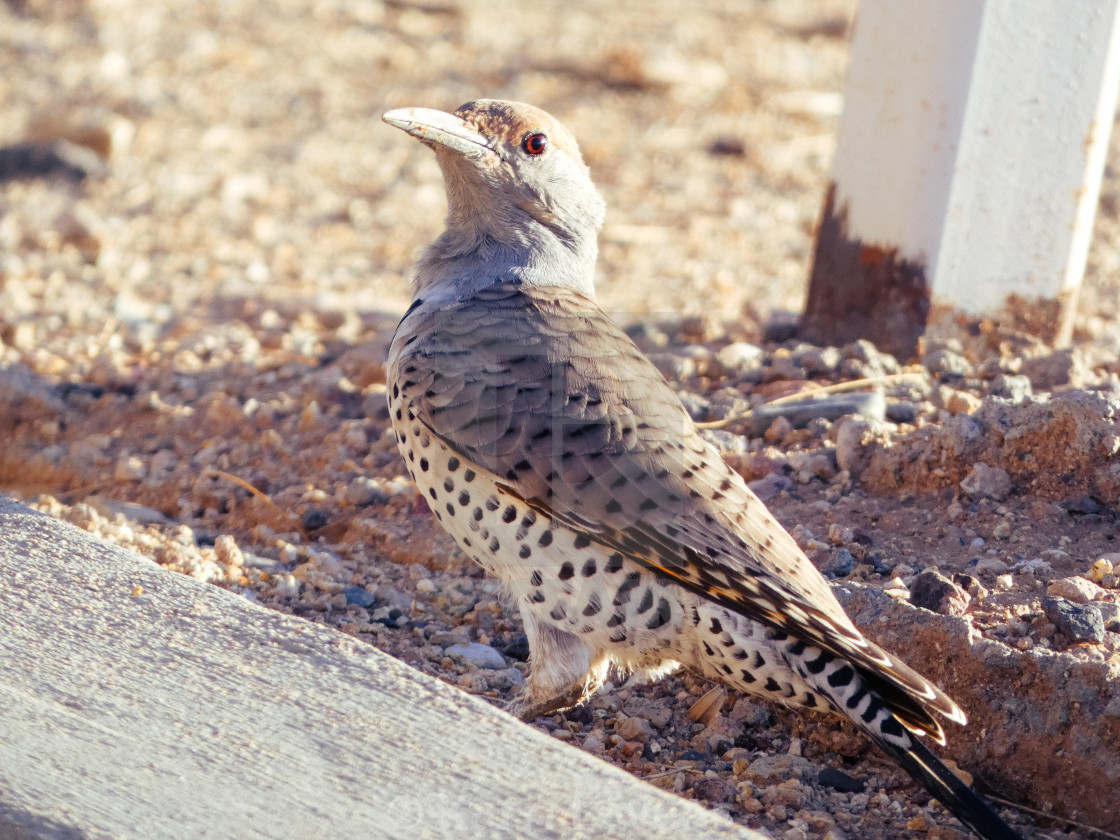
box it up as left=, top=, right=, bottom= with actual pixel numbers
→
left=522, top=133, right=549, bottom=156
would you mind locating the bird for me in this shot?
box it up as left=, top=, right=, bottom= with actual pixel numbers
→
left=381, top=99, right=1024, bottom=840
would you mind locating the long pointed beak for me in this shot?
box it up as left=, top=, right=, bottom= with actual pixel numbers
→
left=382, top=107, right=494, bottom=160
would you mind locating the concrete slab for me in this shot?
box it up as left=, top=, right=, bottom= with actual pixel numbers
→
left=0, top=498, right=761, bottom=840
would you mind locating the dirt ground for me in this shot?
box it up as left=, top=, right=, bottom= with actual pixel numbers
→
left=2, top=1, right=1119, bottom=838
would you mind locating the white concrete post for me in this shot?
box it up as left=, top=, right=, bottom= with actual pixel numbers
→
left=801, top=0, right=1120, bottom=357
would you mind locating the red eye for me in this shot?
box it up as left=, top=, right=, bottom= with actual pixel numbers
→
left=522, top=133, right=549, bottom=155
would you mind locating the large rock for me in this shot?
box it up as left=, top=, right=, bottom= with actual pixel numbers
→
left=0, top=498, right=758, bottom=840
left=835, top=581, right=1120, bottom=832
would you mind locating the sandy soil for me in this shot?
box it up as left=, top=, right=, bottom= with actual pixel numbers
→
left=2, top=1, right=1119, bottom=838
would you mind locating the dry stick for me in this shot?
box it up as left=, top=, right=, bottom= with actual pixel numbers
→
left=694, top=373, right=926, bottom=431
left=984, top=795, right=1119, bottom=840
left=205, top=469, right=306, bottom=537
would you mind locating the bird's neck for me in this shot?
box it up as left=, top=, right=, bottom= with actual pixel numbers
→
left=412, top=224, right=598, bottom=303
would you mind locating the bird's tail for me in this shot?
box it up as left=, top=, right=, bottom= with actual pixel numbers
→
left=871, top=731, right=1024, bottom=840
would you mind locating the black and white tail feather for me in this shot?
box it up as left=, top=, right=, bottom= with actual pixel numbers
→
left=789, top=640, right=1023, bottom=840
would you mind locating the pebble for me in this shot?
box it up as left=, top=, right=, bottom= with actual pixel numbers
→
left=748, top=473, right=793, bottom=501
left=909, top=569, right=971, bottom=616
left=1042, top=597, right=1106, bottom=644
left=114, top=454, right=146, bottom=482
left=1011, top=558, right=1052, bottom=576
left=1046, top=576, right=1107, bottom=605
left=818, top=767, right=864, bottom=793
left=959, top=462, right=1013, bottom=501
left=923, top=346, right=972, bottom=380
left=886, top=401, right=917, bottom=423
left=729, top=697, right=771, bottom=726
left=1089, top=556, right=1116, bottom=583
left=938, top=386, right=983, bottom=415
left=582, top=732, right=606, bottom=753
left=987, top=373, right=1032, bottom=402
left=952, top=573, right=988, bottom=601
left=300, top=509, right=329, bottom=531
left=616, top=715, right=654, bottom=742
left=1094, top=602, right=1120, bottom=631
left=691, top=777, right=736, bottom=803
left=343, top=585, right=376, bottom=608
left=765, top=415, right=794, bottom=443
left=994, top=574, right=1014, bottom=591
left=797, top=345, right=842, bottom=374
left=820, top=548, right=854, bottom=578
left=274, top=575, right=300, bottom=599
left=678, top=393, right=710, bottom=422
left=971, top=557, right=1010, bottom=576
left=716, top=341, right=763, bottom=372
left=746, top=754, right=814, bottom=783
left=345, top=477, right=389, bottom=506
left=444, top=642, right=507, bottom=670
left=486, top=667, right=525, bottom=690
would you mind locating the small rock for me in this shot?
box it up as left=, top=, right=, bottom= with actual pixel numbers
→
left=1064, top=496, right=1102, bottom=515
left=1042, top=597, right=1106, bottom=643
left=214, top=534, right=244, bottom=568
left=582, top=732, right=606, bottom=753
left=938, top=386, right=983, bottom=415
left=1011, top=558, right=1052, bottom=576
left=959, top=462, right=1013, bottom=501
left=445, top=642, right=507, bottom=670
left=818, top=767, right=864, bottom=793
left=909, top=569, right=971, bottom=616
left=616, top=715, right=653, bottom=742
left=834, top=416, right=882, bottom=477
left=691, top=777, right=736, bottom=803
left=952, top=573, right=989, bottom=601
left=747, top=754, right=814, bottom=783
left=486, top=667, right=525, bottom=691
left=345, top=476, right=389, bottom=506
left=923, top=346, right=972, bottom=380
left=1088, top=556, right=1116, bottom=583
left=971, top=557, right=1010, bottom=576
left=820, top=548, right=854, bottom=578
left=729, top=697, right=771, bottom=726
left=797, top=345, right=841, bottom=374
left=1094, top=602, right=1120, bottom=631
left=677, top=749, right=708, bottom=762
left=301, top=508, right=329, bottom=531
left=716, top=342, right=763, bottom=372
left=886, top=401, right=917, bottom=423
left=748, top=473, right=793, bottom=501
left=649, top=353, right=694, bottom=382
left=1047, top=576, right=1107, bottom=605
left=986, top=374, right=1032, bottom=402
left=679, top=393, right=710, bottom=422
left=764, top=415, right=794, bottom=443
left=114, top=454, right=146, bottom=482
left=343, top=585, right=376, bottom=608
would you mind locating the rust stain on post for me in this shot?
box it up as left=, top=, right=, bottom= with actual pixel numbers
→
left=800, top=184, right=931, bottom=360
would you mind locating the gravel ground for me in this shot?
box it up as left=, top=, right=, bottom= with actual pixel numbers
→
left=2, top=1, right=1119, bottom=838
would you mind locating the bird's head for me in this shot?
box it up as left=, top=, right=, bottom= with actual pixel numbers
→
left=383, top=99, right=606, bottom=299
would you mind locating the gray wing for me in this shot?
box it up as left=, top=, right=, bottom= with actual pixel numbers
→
left=390, top=282, right=961, bottom=739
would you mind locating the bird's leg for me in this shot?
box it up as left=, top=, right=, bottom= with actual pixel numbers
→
left=505, top=608, right=606, bottom=722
